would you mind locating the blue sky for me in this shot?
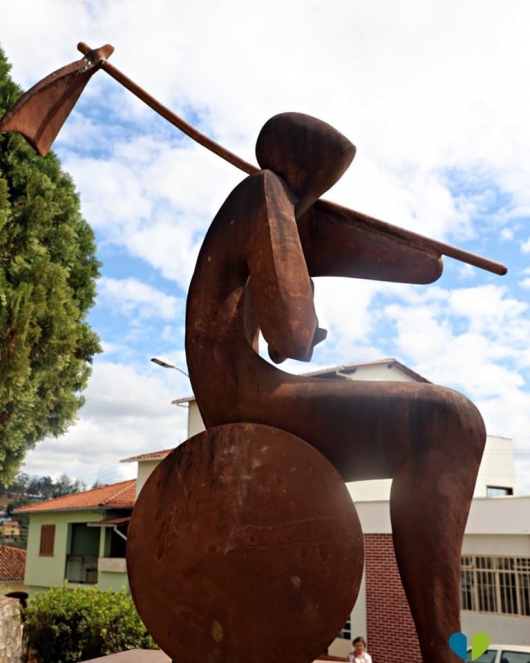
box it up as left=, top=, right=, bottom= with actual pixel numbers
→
left=1, top=0, right=529, bottom=490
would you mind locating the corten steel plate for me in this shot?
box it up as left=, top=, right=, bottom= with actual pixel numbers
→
left=127, top=423, right=364, bottom=663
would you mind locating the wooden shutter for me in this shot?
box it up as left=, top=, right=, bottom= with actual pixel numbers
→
left=39, top=524, right=55, bottom=556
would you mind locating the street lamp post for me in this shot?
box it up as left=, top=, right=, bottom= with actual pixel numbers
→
left=151, top=357, right=189, bottom=377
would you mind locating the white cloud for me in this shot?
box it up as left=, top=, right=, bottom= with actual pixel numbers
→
left=457, top=264, right=476, bottom=280
left=447, top=285, right=528, bottom=336
left=21, top=361, right=189, bottom=483
left=98, top=277, right=182, bottom=321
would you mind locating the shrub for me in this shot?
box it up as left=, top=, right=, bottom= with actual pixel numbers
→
left=24, top=585, right=158, bottom=663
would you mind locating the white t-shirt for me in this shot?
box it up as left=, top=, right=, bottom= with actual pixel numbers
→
left=348, top=652, right=372, bottom=663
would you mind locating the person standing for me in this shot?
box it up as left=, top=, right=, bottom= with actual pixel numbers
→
left=347, top=636, right=372, bottom=663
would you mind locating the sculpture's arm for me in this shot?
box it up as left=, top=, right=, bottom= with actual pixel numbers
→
left=299, top=201, right=444, bottom=284
left=245, top=170, right=321, bottom=363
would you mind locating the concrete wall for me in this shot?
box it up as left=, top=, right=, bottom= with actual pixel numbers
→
left=0, top=597, right=24, bottom=663
left=465, top=496, right=530, bottom=535
left=97, top=569, right=129, bottom=593
left=136, top=460, right=162, bottom=497
left=338, top=363, right=417, bottom=383
left=461, top=612, right=530, bottom=646
left=353, top=496, right=530, bottom=536
left=348, top=434, right=515, bottom=502
left=328, top=637, right=351, bottom=658
left=188, top=400, right=205, bottom=437
left=474, top=435, right=515, bottom=497
left=347, top=479, right=393, bottom=502
left=463, top=534, right=530, bottom=556
left=97, top=555, right=129, bottom=593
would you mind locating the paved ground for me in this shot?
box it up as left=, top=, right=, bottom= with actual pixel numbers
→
left=82, top=650, right=171, bottom=662
left=83, top=651, right=335, bottom=663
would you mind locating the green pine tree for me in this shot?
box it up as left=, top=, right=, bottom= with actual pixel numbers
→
left=0, top=46, right=101, bottom=484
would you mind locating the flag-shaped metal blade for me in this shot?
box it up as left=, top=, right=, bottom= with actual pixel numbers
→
left=0, top=45, right=113, bottom=156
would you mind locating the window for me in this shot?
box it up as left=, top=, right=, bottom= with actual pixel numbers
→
left=337, top=618, right=351, bottom=640
left=39, top=524, right=55, bottom=556
left=486, top=485, right=513, bottom=498
left=499, top=653, right=530, bottom=663
left=107, top=526, right=127, bottom=558
left=461, top=555, right=530, bottom=616
left=65, top=523, right=100, bottom=584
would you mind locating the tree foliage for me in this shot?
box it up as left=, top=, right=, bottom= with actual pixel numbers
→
left=1, top=471, right=86, bottom=501
left=0, top=46, right=101, bottom=484
left=24, top=586, right=158, bottom=663
left=1, top=472, right=87, bottom=549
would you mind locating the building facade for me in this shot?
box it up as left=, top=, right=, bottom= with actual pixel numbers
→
left=15, top=480, right=135, bottom=597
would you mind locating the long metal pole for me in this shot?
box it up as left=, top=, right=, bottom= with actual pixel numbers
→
left=79, top=42, right=507, bottom=276
left=78, top=42, right=257, bottom=176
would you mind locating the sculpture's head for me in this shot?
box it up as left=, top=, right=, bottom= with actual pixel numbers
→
left=255, top=112, right=356, bottom=217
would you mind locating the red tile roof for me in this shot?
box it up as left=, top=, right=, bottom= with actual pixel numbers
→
left=87, top=516, right=131, bottom=527
left=121, top=449, right=173, bottom=463
left=13, top=480, right=136, bottom=514
left=0, top=545, right=26, bottom=581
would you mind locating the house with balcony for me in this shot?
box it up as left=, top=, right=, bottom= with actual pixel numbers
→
left=15, top=480, right=135, bottom=597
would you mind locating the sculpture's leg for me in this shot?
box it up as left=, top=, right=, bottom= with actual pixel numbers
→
left=389, top=392, right=486, bottom=663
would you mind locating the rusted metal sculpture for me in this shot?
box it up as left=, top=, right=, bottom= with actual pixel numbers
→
left=0, top=44, right=507, bottom=663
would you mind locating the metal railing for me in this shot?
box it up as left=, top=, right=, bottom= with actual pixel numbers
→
left=65, top=555, right=99, bottom=585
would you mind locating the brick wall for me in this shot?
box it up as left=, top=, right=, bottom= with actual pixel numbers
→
left=364, top=534, right=422, bottom=663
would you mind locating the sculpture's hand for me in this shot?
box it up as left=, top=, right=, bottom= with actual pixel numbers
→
left=246, top=170, right=318, bottom=362
left=268, top=325, right=327, bottom=365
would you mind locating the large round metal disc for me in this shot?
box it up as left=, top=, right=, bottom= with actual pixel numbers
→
left=127, top=423, right=363, bottom=663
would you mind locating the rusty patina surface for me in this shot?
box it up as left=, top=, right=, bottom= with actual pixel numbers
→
left=0, top=49, right=503, bottom=663
left=128, top=423, right=364, bottom=663
left=183, top=113, right=487, bottom=663
left=0, top=45, right=113, bottom=156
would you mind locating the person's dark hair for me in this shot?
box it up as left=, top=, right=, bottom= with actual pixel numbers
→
left=353, top=636, right=367, bottom=647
